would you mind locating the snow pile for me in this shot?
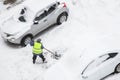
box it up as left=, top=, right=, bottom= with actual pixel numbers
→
left=0, top=0, right=25, bottom=14
left=0, top=0, right=9, bottom=13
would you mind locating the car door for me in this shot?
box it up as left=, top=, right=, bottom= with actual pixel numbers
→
left=46, top=3, right=58, bottom=25
left=82, top=52, right=118, bottom=80
left=31, top=10, right=49, bottom=35
left=98, top=52, right=118, bottom=79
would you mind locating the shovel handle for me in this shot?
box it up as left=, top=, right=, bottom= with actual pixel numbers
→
left=44, top=48, right=60, bottom=60
left=44, top=48, right=54, bottom=55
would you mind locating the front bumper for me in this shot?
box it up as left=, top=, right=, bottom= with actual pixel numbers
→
left=0, top=31, right=21, bottom=44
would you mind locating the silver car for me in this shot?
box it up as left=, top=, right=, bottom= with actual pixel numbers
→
left=0, top=0, right=69, bottom=46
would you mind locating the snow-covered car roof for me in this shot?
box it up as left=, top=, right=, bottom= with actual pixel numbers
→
left=0, top=0, right=58, bottom=24
left=0, top=0, right=62, bottom=24
left=22, top=0, right=57, bottom=13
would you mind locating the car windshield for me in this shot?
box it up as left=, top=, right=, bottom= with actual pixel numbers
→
left=18, top=7, right=34, bottom=23
left=82, top=52, right=118, bottom=74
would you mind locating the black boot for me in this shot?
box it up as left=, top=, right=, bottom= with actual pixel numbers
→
left=33, top=60, right=35, bottom=64
left=43, top=58, right=45, bottom=63
left=39, top=54, right=46, bottom=63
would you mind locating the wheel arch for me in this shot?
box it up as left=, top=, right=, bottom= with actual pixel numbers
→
left=21, top=34, right=33, bottom=46
left=56, top=11, right=68, bottom=25
left=59, top=11, right=68, bottom=17
left=114, top=63, right=120, bottom=73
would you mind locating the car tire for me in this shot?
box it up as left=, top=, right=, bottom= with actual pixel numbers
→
left=115, top=63, right=120, bottom=73
left=21, top=35, right=33, bottom=47
left=57, top=12, right=68, bottom=25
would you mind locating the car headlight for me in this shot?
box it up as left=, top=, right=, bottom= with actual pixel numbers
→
left=6, top=33, right=16, bottom=40
left=6, top=32, right=18, bottom=39
left=6, top=33, right=11, bottom=37
left=10, top=38, right=15, bottom=41
left=82, top=76, right=88, bottom=79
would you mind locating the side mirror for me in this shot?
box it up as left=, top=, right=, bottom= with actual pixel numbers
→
left=34, top=20, right=38, bottom=24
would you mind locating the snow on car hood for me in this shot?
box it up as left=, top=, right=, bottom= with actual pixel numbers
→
left=1, top=16, right=31, bottom=35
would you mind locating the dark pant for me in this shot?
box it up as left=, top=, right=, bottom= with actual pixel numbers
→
left=32, top=53, right=45, bottom=63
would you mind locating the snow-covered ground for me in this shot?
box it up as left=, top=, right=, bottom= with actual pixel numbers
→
left=0, top=0, right=8, bottom=13
left=0, top=0, right=120, bottom=80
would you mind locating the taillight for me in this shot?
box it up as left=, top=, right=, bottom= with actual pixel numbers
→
left=62, top=2, right=66, bottom=7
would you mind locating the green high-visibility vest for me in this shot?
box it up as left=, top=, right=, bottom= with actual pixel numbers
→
left=33, top=42, right=43, bottom=54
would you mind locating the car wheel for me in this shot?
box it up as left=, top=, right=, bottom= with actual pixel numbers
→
left=115, top=63, right=120, bottom=73
left=21, top=35, right=32, bottom=47
left=57, top=12, right=68, bottom=25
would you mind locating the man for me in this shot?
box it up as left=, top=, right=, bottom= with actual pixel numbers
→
left=30, top=38, right=46, bottom=64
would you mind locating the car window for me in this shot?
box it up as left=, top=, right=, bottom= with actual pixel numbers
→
left=82, top=52, right=118, bottom=74
left=47, top=4, right=56, bottom=14
left=18, top=16, right=26, bottom=22
left=20, top=7, right=26, bottom=15
left=34, top=10, right=47, bottom=21
left=18, top=7, right=27, bottom=22
left=18, top=7, right=34, bottom=23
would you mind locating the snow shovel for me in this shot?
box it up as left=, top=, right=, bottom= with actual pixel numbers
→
left=44, top=48, right=61, bottom=60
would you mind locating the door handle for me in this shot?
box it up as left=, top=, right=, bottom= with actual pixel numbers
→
left=44, top=19, right=47, bottom=22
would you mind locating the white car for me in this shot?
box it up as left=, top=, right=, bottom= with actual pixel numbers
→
left=80, top=51, right=120, bottom=80
left=0, top=0, right=69, bottom=46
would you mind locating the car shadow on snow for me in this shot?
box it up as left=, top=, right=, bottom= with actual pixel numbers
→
left=101, top=72, right=118, bottom=80
left=4, top=40, right=22, bottom=49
